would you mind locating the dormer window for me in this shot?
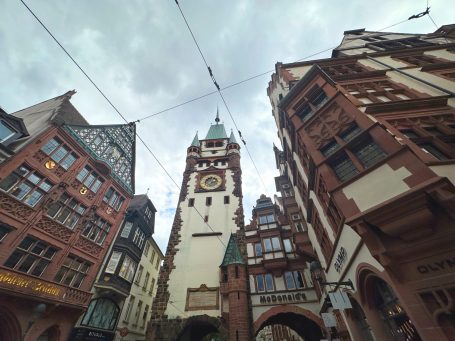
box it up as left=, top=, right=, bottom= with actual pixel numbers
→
left=0, top=120, right=17, bottom=144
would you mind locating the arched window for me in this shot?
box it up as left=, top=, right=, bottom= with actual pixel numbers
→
left=81, top=298, right=120, bottom=330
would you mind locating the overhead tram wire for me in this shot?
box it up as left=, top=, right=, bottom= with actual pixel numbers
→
left=18, top=0, right=226, bottom=248
left=133, top=7, right=431, bottom=123
left=174, top=0, right=269, bottom=192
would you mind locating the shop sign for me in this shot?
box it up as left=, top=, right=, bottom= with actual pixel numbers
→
left=321, top=312, right=337, bottom=327
left=416, top=257, right=455, bottom=274
left=259, top=291, right=307, bottom=304
left=334, top=247, right=347, bottom=273
left=0, top=269, right=61, bottom=298
left=70, top=328, right=114, bottom=341
left=328, top=291, right=352, bottom=310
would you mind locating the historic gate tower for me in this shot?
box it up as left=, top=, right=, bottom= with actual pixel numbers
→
left=148, top=112, right=251, bottom=340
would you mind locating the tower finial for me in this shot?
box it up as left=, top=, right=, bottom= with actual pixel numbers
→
left=215, top=106, right=220, bottom=124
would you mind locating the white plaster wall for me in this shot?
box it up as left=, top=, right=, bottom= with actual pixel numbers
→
left=425, top=49, right=455, bottom=62
left=165, top=161, right=241, bottom=318
left=430, top=165, right=455, bottom=184
left=342, top=163, right=411, bottom=212
left=287, top=65, right=313, bottom=80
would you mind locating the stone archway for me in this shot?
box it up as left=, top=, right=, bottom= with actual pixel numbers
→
left=177, top=315, right=227, bottom=341
left=0, top=306, right=22, bottom=341
left=254, top=305, right=324, bottom=341
left=356, top=265, right=422, bottom=341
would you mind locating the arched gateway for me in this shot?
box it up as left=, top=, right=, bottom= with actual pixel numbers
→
left=254, top=305, right=324, bottom=340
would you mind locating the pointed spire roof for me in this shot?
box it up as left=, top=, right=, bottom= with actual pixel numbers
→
left=228, top=129, right=238, bottom=144
left=205, top=108, right=227, bottom=140
left=191, top=131, right=200, bottom=147
left=220, top=234, right=244, bottom=267
left=64, top=123, right=136, bottom=195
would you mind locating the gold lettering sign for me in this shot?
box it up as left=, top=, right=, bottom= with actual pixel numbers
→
left=0, top=270, right=61, bottom=297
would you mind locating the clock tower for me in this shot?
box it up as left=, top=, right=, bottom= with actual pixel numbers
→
left=148, top=111, right=251, bottom=340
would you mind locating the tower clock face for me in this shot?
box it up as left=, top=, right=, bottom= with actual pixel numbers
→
left=200, top=174, right=222, bottom=190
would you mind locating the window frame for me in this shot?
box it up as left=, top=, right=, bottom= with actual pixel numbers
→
left=54, top=255, right=91, bottom=288
left=76, top=165, right=104, bottom=193
left=41, top=137, right=78, bottom=170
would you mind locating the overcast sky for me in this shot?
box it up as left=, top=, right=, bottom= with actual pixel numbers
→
left=1, top=0, right=453, bottom=252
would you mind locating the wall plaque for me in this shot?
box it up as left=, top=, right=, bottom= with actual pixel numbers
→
left=185, top=284, right=219, bottom=311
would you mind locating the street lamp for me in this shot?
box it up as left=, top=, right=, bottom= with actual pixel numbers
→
left=309, top=261, right=354, bottom=290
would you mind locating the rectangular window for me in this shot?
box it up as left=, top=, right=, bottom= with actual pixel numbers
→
left=151, top=250, right=156, bottom=263
left=284, top=271, right=305, bottom=290
left=0, top=120, right=17, bottom=143
left=155, top=257, right=160, bottom=270
left=54, top=255, right=91, bottom=288
left=76, top=166, right=104, bottom=193
left=143, top=272, right=150, bottom=291
left=135, top=265, right=144, bottom=285
left=41, top=137, right=78, bottom=170
left=47, top=193, right=86, bottom=229
left=105, top=251, right=122, bottom=274
left=188, top=198, right=194, bottom=207
left=340, top=124, right=362, bottom=142
left=103, top=187, right=125, bottom=211
left=254, top=243, right=263, bottom=257
left=263, top=239, right=272, bottom=253
left=421, top=143, right=449, bottom=160
left=132, top=227, right=146, bottom=249
left=0, top=224, right=11, bottom=242
left=271, top=237, right=281, bottom=251
left=124, top=296, right=135, bottom=322
left=330, top=154, right=359, bottom=182
left=4, top=236, right=57, bottom=277
left=206, top=197, right=212, bottom=206
left=120, top=221, right=133, bottom=238
left=81, top=216, right=111, bottom=245
left=283, top=239, right=293, bottom=253
left=224, top=196, right=230, bottom=204
left=0, top=164, right=53, bottom=207
left=258, top=214, right=275, bottom=225
left=265, top=274, right=275, bottom=292
left=119, top=255, right=137, bottom=283
left=256, top=275, right=265, bottom=292
left=142, top=305, right=149, bottom=328
left=134, top=301, right=143, bottom=325
left=144, top=242, right=150, bottom=257
left=352, top=139, right=386, bottom=168
left=149, top=278, right=155, bottom=295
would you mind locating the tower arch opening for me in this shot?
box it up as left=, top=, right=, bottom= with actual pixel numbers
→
left=0, top=306, right=21, bottom=341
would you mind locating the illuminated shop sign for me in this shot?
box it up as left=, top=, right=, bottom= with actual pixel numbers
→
left=259, top=291, right=307, bottom=304
left=0, top=270, right=61, bottom=297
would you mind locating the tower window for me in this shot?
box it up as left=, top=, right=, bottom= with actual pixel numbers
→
left=206, top=197, right=212, bottom=206
left=188, top=198, right=194, bottom=207
left=224, top=196, right=230, bottom=204
left=204, top=215, right=208, bottom=222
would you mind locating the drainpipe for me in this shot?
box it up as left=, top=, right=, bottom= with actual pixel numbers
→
left=365, top=55, right=455, bottom=97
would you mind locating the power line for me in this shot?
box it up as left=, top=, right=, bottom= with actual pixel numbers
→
left=133, top=7, right=430, bottom=123
left=19, top=0, right=226, bottom=248
left=174, top=0, right=268, bottom=192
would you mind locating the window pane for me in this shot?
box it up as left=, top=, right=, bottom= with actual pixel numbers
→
left=293, top=271, right=305, bottom=288
left=41, top=138, right=60, bottom=155
left=354, top=140, right=386, bottom=167
left=18, top=237, right=34, bottom=250
left=283, top=239, right=292, bottom=253
left=11, top=182, right=32, bottom=199
left=24, top=190, right=44, bottom=207
left=31, top=241, right=46, bottom=255
left=61, top=153, right=77, bottom=170
left=51, top=146, right=69, bottom=162
left=256, top=275, right=265, bottom=292
left=27, top=173, right=42, bottom=185
left=331, top=155, right=359, bottom=182
left=0, top=173, right=20, bottom=191
left=76, top=167, right=89, bottom=182
left=285, top=271, right=296, bottom=289
left=4, top=251, right=24, bottom=268
left=18, top=254, right=36, bottom=273
left=84, top=173, right=95, bottom=188
left=271, top=237, right=281, bottom=251
left=31, top=259, right=48, bottom=276
left=43, top=247, right=57, bottom=259
left=421, top=143, right=449, bottom=160
left=254, top=243, right=262, bottom=257
left=106, top=251, right=122, bottom=273
left=263, top=239, right=272, bottom=252
left=265, top=274, right=274, bottom=291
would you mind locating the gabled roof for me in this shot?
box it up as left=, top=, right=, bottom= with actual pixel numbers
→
left=220, top=234, right=244, bottom=267
left=205, top=123, right=228, bottom=140
left=64, top=123, right=136, bottom=195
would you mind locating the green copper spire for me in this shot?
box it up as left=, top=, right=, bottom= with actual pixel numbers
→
left=191, top=131, right=200, bottom=147
left=205, top=108, right=228, bottom=140
left=220, top=234, right=244, bottom=267
left=228, top=129, right=238, bottom=144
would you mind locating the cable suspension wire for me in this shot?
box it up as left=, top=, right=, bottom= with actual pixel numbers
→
left=174, top=0, right=269, bottom=191
left=18, top=0, right=226, bottom=248
left=133, top=7, right=431, bottom=123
